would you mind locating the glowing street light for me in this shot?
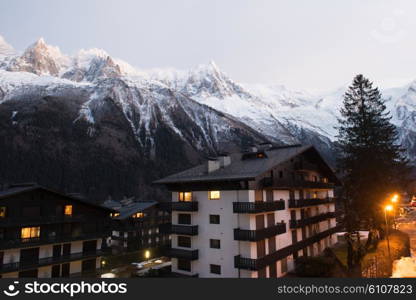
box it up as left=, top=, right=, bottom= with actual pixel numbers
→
left=144, top=250, right=151, bottom=260
left=384, top=205, right=392, bottom=264
left=391, top=194, right=399, bottom=203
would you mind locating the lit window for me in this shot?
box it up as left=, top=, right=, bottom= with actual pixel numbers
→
left=132, top=212, right=144, bottom=218
left=209, top=191, right=220, bottom=200
left=0, top=207, right=6, bottom=218
left=64, top=205, right=72, bottom=216
left=178, top=192, right=192, bottom=202
left=21, top=227, right=40, bottom=239
left=110, top=212, right=120, bottom=218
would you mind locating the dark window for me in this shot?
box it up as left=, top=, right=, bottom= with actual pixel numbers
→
left=269, top=263, right=277, bottom=277
left=281, top=258, right=288, bottom=274
left=257, top=267, right=267, bottom=278
left=266, top=190, right=273, bottom=202
left=290, top=210, right=296, bottom=221
left=178, top=214, right=191, bottom=225
left=53, top=245, right=61, bottom=258
left=82, top=240, right=97, bottom=254
left=267, top=213, right=275, bottom=227
left=209, top=215, right=220, bottom=224
left=279, top=171, right=283, bottom=178
left=19, top=269, right=38, bottom=278
left=210, top=264, right=221, bottom=274
left=257, top=240, right=266, bottom=258
left=51, top=265, right=60, bottom=278
left=291, top=230, right=298, bottom=243
left=63, top=243, right=71, bottom=256
left=20, top=247, right=39, bottom=265
left=268, top=236, right=276, bottom=253
left=255, top=190, right=263, bottom=202
left=22, top=206, right=40, bottom=217
left=61, top=263, right=70, bottom=277
left=81, top=259, right=96, bottom=274
left=210, top=239, right=220, bottom=249
left=177, top=236, right=191, bottom=248
left=256, top=215, right=264, bottom=230
left=177, top=259, right=191, bottom=271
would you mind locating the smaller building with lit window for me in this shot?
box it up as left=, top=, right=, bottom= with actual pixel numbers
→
left=103, top=198, right=171, bottom=258
left=0, top=183, right=113, bottom=278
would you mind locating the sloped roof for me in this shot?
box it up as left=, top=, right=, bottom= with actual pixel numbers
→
left=103, top=200, right=158, bottom=220
left=154, top=145, right=339, bottom=184
left=0, top=183, right=114, bottom=212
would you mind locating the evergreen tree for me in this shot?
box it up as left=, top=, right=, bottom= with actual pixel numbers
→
left=336, top=74, right=410, bottom=273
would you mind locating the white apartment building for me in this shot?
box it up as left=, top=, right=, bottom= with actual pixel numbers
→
left=155, top=144, right=341, bottom=278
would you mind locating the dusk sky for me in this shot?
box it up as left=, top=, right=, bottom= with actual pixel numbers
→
left=1, top=0, right=416, bottom=91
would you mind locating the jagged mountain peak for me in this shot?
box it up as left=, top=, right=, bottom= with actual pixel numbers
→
left=6, top=37, right=70, bottom=76
left=0, top=35, right=15, bottom=57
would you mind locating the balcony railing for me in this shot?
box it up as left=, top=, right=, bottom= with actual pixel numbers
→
left=260, top=177, right=334, bottom=189
left=159, top=223, right=198, bottom=235
left=0, top=232, right=107, bottom=251
left=234, top=223, right=286, bottom=241
left=234, top=225, right=342, bottom=270
left=0, top=249, right=107, bottom=274
left=0, top=215, right=93, bottom=227
left=169, top=201, right=199, bottom=212
left=288, top=197, right=335, bottom=208
left=289, top=212, right=338, bottom=228
left=233, top=200, right=285, bottom=214
left=166, top=248, right=199, bottom=260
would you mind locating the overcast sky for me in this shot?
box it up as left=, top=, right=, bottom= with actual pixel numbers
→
left=1, top=0, right=416, bottom=91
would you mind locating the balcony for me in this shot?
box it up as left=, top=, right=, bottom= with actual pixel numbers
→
left=0, top=250, right=107, bottom=274
left=0, top=215, right=89, bottom=227
left=170, top=201, right=199, bottom=212
left=234, top=225, right=342, bottom=270
left=234, top=223, right=286, bottom=241
left=233, top=200, right=285, bottom=214
left=159, top=223, right=198, bottom=236
left=166, top=248, right=199, bottom=260
left=0, top=232, right=107, bottom=251
left=288, top=197, right=335, bottom=208
left=289, top=212, right=338, bottom=228
left=260, top=178, right=334, bottom=189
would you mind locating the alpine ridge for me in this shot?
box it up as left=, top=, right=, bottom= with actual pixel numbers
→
left=0, top=36, right=414, bottom=201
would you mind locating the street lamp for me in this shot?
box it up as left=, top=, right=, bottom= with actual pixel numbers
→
left=384, top=205, right=393, bottom=265
left=390, top=194, right=399, bottom=229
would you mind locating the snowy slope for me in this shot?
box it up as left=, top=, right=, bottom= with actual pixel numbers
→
left=0, top=35, right=415, bottom=163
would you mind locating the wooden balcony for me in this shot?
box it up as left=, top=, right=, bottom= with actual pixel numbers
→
left=259, top=177, right=334, bottom=189
left=159, top=223, right=198, bottom=236
left=234, top=225, right=342, bottom=270
left=289, top=211, right=338, bottom=228
left=234, top=223, right=286, bottom=241
left=166, top=248, right=199, bottom=260
left=288, top=197, right=335, bottom=208
left=233, top=200, right=285, bottom=214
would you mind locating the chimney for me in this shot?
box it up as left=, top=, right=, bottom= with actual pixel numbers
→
left=207, top=158, right=220, bottom=173
left=218, top=153, right=231, bottom=168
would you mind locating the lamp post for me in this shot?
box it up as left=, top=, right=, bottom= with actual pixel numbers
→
left=384, top=204, right=393, bottom=265
left=391, top=194, right=399, bottom=229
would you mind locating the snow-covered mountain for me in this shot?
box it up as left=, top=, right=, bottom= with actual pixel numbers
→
left=0, top=35, right=415, bottom=199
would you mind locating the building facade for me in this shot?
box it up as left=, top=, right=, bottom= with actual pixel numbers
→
left=0, top=184, right=113, bottom=278
left=103, top=198, right=170, bottom=258
left=155, top=145, right=341, bottom=278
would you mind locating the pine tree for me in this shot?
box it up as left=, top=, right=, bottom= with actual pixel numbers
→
left=336, top=74, right=410, bottom=273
